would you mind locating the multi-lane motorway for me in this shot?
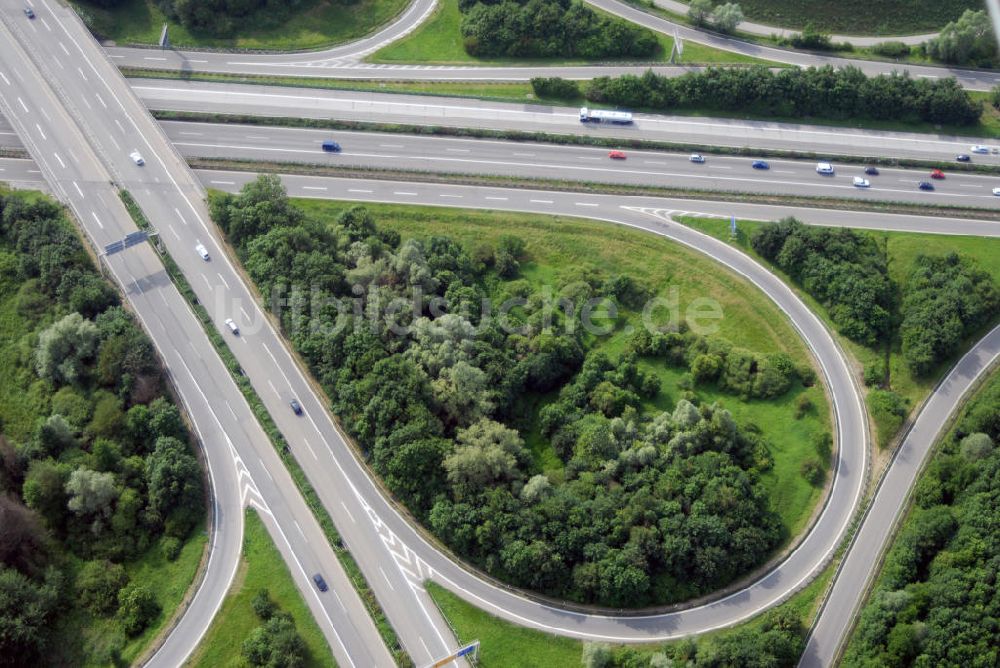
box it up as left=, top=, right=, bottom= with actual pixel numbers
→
left=3, top=118, right=999, bottom=206
left=128, top=79, right=1000, bottom=163
left=3, top=0, right=1000, bottom=666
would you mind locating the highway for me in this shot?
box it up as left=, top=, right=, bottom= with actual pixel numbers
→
left=159, top=122, right=1000, bottom=208
left=126, top=78, right=1000, bottom=163
left=801, top=324, right=1000, bottom=667
left=4, top=0, right=1000, bottom=664
left=4, top=119, right=999, bottom=207
left=97, top=0, right=1000, bottom=91
left=0, top=3, right=400, bottom=667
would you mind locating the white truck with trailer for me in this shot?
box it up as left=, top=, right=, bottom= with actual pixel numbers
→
left=579, top=107, right=633, bottom=124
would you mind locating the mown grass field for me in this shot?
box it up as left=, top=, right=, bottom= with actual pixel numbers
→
left=425, top=560, right=834, bottom=667
left=189, top=510, right=334, bottom=668
left=293, top=200, right=832, bottom=540
left=371, top=0, right=765, bottom=64
left=677, top=215, right=1000, bottom=448
left=73, top=0, right=408, bottom=50
left=692, top=0, right=979, bottom=35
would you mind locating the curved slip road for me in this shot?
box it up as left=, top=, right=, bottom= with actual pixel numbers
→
left=98, top=0, right=1000, bottom=90
left=801, top=324, right=1000, bottom=666
left=126, top=79, right=1000, bottom=163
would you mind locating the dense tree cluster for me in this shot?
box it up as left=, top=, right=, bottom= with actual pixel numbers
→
left=751, top=218, right=893, bottom=346
left=899, top=253, right=998, bottom=376
left=844, top=379, right=1000, bottom=666
left=582, top=66, right=982, bottom=125
left=458, top=0, right=657, bottom=59
left=153, top=0, right=306, bottom=36
left=209, top=176, right=799, bottom=606
left=0, top=194, right=203, bottom=661
left=922, top=9, right=997, bottom=66
left=242, top=589, right=308, bottom=668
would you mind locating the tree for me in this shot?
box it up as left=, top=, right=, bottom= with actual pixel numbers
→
left=115, top=583, right=159, bottom=636
left=251, top=589, right=276, bottom=620
left=144, top=437, right=203, bottom=538
left=924, top=10, right=996, bottom=64
left=0, top=566, right=61, bottom=662
left=242, top=612, right=307, bottom=668
left=0, top=495, right=49, bottom=575
left=34, top=312, right=100, bottom=386
left=65, top=468, right=118, bottom=527
left=581, top=641, right=612, bottom=668
left=687, top=0, right=712, bottom=25
left=77, top=560, right=129, bottom=616
left=37, top=414, right=77, bottom=456
left=712, top=2, right=744, bottom=33
left=22, top=459, right=71, bottom=532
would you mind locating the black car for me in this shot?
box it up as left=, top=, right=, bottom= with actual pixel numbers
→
left=864, top=166, right=879, bottom=176
left=24, top=7, right=34, bottom=18
left=313, top=573, right=328, bottom=592
left=290, top=399, right=303, bottom=415
left=956, top=154, right=971, bottom=162
left=918, top=181, right=935, bottom=191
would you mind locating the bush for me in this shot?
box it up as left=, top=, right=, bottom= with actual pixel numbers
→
left=800, top=458, right=824, bottom=486
left=868, top=389, right=909, bottom=448
left=160, top=536, right=182, bottom=561
left=252, top=588, right=276, bottom=620
left=530, top=77, right=581, bottom=100
left=794, top=394, right=814, bottom=419
left=871, top=41, right=911, bottom=58
left=992, top=84, right=1000, bottom=110
left=77, top=560, right=129, bottom=616
left=864, top=359, right=886, bottom=387
left=116, top=583, right=160, bottom=636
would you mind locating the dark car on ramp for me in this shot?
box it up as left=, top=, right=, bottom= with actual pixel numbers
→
left=313, top=573, right=328, bottom=592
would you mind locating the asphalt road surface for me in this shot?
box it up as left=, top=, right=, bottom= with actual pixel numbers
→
left=127, top=78, right=1000, bottom=163
left=801, top=324, right=1000, bottom=667
left=97, top=0, right=1000, bottom=91
left=158, top=122, right=1000, bottom=209
left=0, top=3, right=400, bottom=667
left=4, top=118, right=998, bottom=207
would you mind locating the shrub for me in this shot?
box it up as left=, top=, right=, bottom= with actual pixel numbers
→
left=77, top=560, right=129, bottom=616
left=800, top=458, right=825, bottom=486
left=530, top=77, right=581, bottom=100
left=252, top=588, right=277, bottom=620
left=795, top=394, right=814, bottom=419
left=864, top=359, right=886, bottom=387
left=160, top=536, right=182, bottom=561
left=871, top=41, right=911, bottom=58
left=116, top=583, right=160, bottom=636
left=868, top=389, right=909, bottom=448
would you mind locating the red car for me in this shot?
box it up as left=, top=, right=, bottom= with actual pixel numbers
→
left=930, top=169, right=945, bottom=179
left=608, top=150, right=627, bottom=160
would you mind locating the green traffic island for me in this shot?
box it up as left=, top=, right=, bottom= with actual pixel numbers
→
left=189, top=509, right=335, bottom=668
left=842, top=368, right=1000, bottom=666
left=203, top=177, right=833, bottom=609
left=72, top=0, right=410, bottom=52
left=0, top=187, right=207, bottom=665
left=184, top=156, right=1000, bottom=222
left=677, top=215, right=1000, bottom=451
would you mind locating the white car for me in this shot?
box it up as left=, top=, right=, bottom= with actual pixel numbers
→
left=853, top=177, right=870, bottom=188
left=129, top=151, right=145, bottom=166
left=224, top=318, right=239, bottom=335
left=195, top=242, right=209, bottom=260
left=689, top=153, right=706, bottom=163
left=993, top=187, right=1000, bottom=196
left=816, top=162, right=835, bottom=175
left=971, top=145, right=990, bottom=154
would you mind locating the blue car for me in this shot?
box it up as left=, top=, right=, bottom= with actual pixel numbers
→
left=321, top=140, right=341, bottom=153
left=313, top=573, right=328, bottom=592
left=751, top=160, right=770, bottom=170
left=918, top=181, right=935, bottom=191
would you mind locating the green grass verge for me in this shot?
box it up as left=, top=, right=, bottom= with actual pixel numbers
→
left=425, top=558, right=834, bottom=666
left=291, top=199, right=831, bottom=541
left=189, top=510, right=334, bottom=667
left=117, top=190, right=411, bottom=667
left=697, top=0, right=978, bottom=36
left=370, top=0, right=766, bottom=64
left=72, top=0, right=408, bottom=50
left=675, top=214, right=1000, bottom=448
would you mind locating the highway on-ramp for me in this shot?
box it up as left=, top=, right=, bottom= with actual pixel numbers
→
left=99, top=0, right=1000, bottom=91
left=0, top=3, right=400, bottom=667
left=801, top=324, right=1000, bottom=667
left=126, top=78, right=1000, bottom=163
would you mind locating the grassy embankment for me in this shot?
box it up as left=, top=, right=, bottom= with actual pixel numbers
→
left=292, top=199, right=831, bottom=539
left=189, top=510, right=334, bottom=668
left=73, top=0, right=408, bottom=50
left=676, top=215, right=1000, bottom=448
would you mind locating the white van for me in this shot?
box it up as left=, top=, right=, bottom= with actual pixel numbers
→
left=816, top=162, right=834, bottom=175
